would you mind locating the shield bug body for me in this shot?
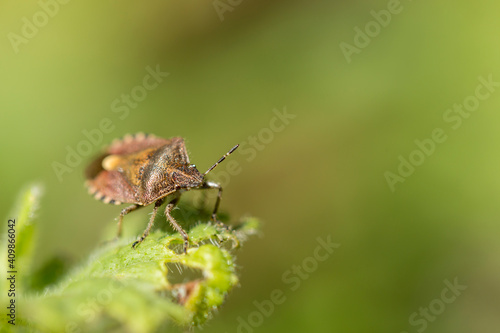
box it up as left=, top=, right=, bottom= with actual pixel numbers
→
left=85, top=133, right=238, bottom=253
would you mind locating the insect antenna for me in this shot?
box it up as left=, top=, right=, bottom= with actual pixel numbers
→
left=203, top=144, right=239, bottom=176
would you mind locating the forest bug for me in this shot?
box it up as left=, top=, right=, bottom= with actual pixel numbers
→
left=85, top=133, right=239, bottom=253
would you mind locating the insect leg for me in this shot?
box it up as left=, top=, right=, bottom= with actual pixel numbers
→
left=132, top=198, right=165, bottom=249
left=200, top=181, right=230, bottom=230
left=164, top=197, right=189, bottom=254
left=117, top=204, right=142, bottom=238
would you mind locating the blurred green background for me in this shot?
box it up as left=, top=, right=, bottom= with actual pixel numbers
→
left=2, top=0, right=500, bottom=332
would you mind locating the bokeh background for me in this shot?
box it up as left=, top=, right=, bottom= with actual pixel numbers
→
left=2, top=1, right=500, bottom=332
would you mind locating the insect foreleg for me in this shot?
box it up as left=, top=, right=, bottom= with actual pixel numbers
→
left=164, top=196, right=189, bottom=254
left=132, top=198, right=165, bottom=248
left=200, top=181, right=230, bottom=230
left=117, top=204, right=142, bottom=238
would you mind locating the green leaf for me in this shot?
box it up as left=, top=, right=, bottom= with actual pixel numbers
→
left=1, top=186, right=259, bottom=332
left=1, top=184, right=44, bottom=332
left=1, top=184, right=43, bottom=278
